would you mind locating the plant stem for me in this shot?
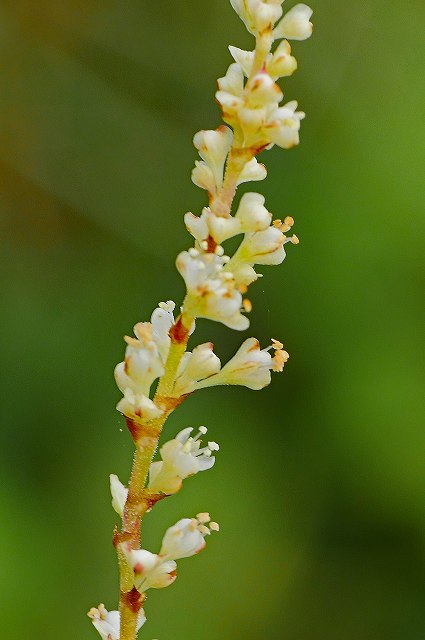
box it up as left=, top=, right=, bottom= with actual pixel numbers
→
left=117, top=312, right=193, bottom=640
left=117, top=27, right=274, bottom=640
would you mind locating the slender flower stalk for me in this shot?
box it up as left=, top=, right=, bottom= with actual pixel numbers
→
left=88, top=2, right=313, bottom=638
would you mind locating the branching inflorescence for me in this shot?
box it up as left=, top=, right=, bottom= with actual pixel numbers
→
left=88, top=2, right=313, bottom=639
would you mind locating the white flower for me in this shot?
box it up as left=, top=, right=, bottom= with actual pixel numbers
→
left=114, top=302, right=176, bottom=423
left=184, top=209, right=241, bottom=245
left=228, top=45, right=255, bottom=77
left=121, top=515, right=219, bottom=592
left=237, top=157, right=267, bottom=185
left=172, top=343, right=221, bottom=396
left=192, top=160, right=216, bottom=194
left=88, top=604, right=146, bottom=640
left=115, top=323, right=163, bottom=397
left=267, top=39, right=298, bottom=78
left=235, top=192, right=272, bottom=232
left=194, top=337, right=289, bottom=391
left=273, top=3, right=313, bottom=41
left=265, top=100, right=306, bottom=149
left=230, top=0, right=284, bottom=35
left=192, top=127, right=233, bottom=196
left=229, top=42, right=297, bottom=81
left=176, top=249, right=249, bottom=330
left=148, top=426, right=219, bottom=494
left=216, top=63, right=244, bottom=123
left=231, top=225, right=286, bottom=266
left=116, top=388, right=163, bottom=423
left=123, top=548, right=177, bottom=591
left=159, top=514, right=219, bottom=561
left=151, top=300, right=175, bottom=364
left=246, top=72, right=283, bottom=109
left=110, top=474, right=128, bottom=517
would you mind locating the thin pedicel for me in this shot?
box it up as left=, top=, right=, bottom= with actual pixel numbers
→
left=88, top=3, right=313, bottom=639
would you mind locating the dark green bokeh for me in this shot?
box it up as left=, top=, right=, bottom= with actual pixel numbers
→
left=1, top=1, right=424, bottom=638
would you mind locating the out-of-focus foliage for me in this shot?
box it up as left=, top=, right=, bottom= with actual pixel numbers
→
left=0, top=1, right=424, bottom=639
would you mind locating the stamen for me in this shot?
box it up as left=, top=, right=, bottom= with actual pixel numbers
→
left=243, top=298, right=252, bottom=313
left=196, top=512, right=210, bottom=523
left=189, top=248, right=199, bottom=257
left=209, top=522, right=220, bottom=531
left=201, top=240, right=209, bottom=251
left=208, top=441, right=220, bottom=451
left=198, top=524, right=211, bottom=535
left=271, top=338, right=284, bottom=350
left=290, top=234, right=300, bottom=245
left=215, top=244, right=225, bottom=256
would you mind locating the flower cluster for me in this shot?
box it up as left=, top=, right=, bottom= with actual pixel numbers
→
left=114, top=301, right=175, bottom=423
left=120, top=514, right=219, bottom=593
left=217, top=2, right=312, bottom=151
left=91, top=3, right=313, bottom=638
left=110, top=427, right=219, bottom=507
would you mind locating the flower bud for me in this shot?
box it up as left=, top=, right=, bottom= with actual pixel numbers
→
left=193, top=126, right=233, bottom=192
left=273, top=3, right=313, bottom=41
left=266, top=100, right=305, bottom=149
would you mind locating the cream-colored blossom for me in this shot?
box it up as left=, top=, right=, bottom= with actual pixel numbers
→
left=172, top=343, right=222, bottom=396
left=148, top=427, right=219, bottom=494
left=151, top=300, right=175, bottom=364
left=110, top=473, right=128, bottom=517
left=230, top=0, right=284, bottom=35
left=192, top=127, right=233, bottom=196
left=194, top=337, right=289, bottom=391
left=114, top=301, right=177, bottom=423
left=159, top=514, right=219, bottom=560
left=237, top=157, right=267, bottom=184
left=116, top=388, right=163, bottom=423
left=121, top=515, right=218, bottom=593
left=273, top=3, right=313, bottom=41
left=88, top=604, right=146, bottom=640
left=265, top=100, right=305, bottom=149
left=176, top=249, right=249, bottom=330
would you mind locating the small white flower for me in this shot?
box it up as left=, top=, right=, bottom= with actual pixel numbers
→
left=246, top=72, right=283, bottom=109
left=121, top=515, right=218, bottom=592
left=88, top=604, right=146, bottom=640
left=184, top=208, right=241, bottom=245
left=148, top=426, right=219, bottom=494
left=230, top=0, right=284, bottom=35
left=151, top=300, right=175, bottom=364
left=216, top=63, right=245, bottom=123
left=235, top=192, right=272, bottom=232
left=237, top=157, right=267, bottom=185
left=110, top=474, right=128, bottom=517
left=194, top=337, right=289, bottom=391
left=273, top=3, right=313, bottom=41
left=115, top=323, right=163, bottom=397
left=160, top=514, right=219, bottom=561
left=228, top=45, right=255, bottom=77
left=192, top=160, right=216, bottom=194
left=173, top=343, right=221, bottom=396
left=231, top=225, right=286, bottom=266
left=123, top=548, right=177, bottom=591
left=176, top=250, right=249, bottom=330
left=116, top=388, right=163, bottom=423
left=193, top=126, right=233, bottom=195
left=267, top=40, right=298, bottom=79
left=265, top=100, right=306, bottom=149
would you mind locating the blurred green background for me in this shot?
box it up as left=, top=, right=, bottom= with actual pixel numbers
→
left=1, top=1, right=424, bottom=638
